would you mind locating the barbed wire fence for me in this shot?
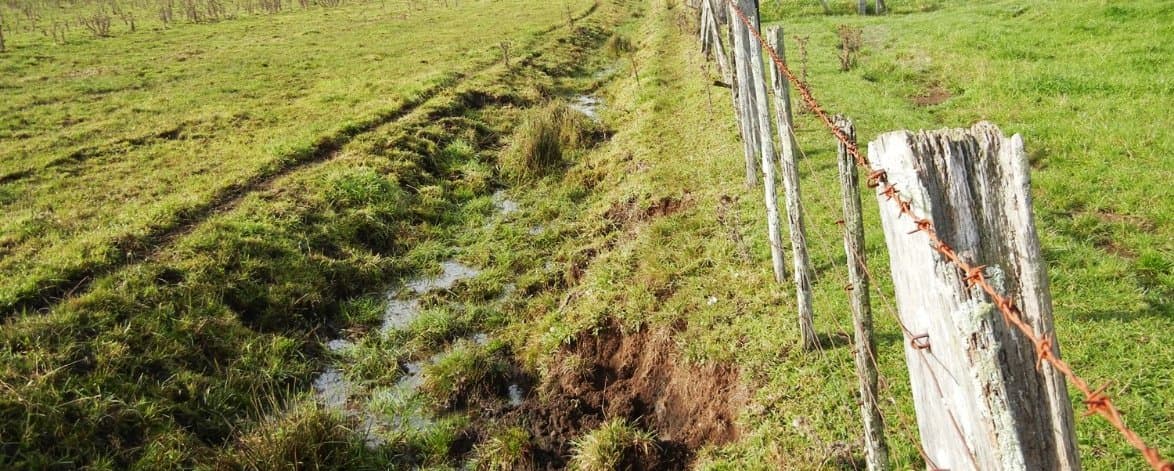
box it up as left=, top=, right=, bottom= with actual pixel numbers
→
left=693, top=0, right=1172, bottom=469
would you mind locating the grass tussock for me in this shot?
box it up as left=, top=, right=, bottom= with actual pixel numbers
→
left=218, top=401, right=392, bottom=470
left=568, top=418, right=658, bottom=471
left=502, top=101, right=595, bottom=181
left=471, top=426, right=533, bottom=471
left=605, top=33, right=634, bottom=57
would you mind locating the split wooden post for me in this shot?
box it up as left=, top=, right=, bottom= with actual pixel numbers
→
left=727, top=0, right=759, bottom=188
left=869, top=123, right=1080, bottom=470
left=766, top=25, right=816, bottom=349
left=835, top=116, right=888, bottom=471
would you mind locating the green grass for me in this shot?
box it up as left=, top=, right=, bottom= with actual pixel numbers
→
left=569, top=418, right=658, bottom=471
left=0, top=0, right=596, bottom=312
left=0, top=0, right=617, bottom=466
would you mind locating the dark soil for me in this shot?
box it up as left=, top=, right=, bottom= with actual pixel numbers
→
left=505, top=319, right=745, bottom=469
left=911, top=82, right=952, bottom=106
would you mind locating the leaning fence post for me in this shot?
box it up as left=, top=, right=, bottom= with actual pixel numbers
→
left=868, top=123, right=1080, bottom=470
left=836, top=116, right=888, bottom=471
left=766, top=25, right=816, bottom=349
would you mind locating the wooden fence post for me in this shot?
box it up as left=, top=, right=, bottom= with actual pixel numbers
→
left=766, top=25, right=817, bottom=349
left=875, top=0, right=886, bottom=14
left=702, top=0, right=732, bottom=83
left=858, top=0, right=867, bottom=14
left=868, top=123, right=1080, bottom=470
left=836, top=116, right=888, bottom=471
left=730, top=0, right=786, bottom=283
left=727, top=1, right=759, bottom=188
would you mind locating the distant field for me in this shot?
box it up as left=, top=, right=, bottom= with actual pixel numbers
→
left=0, top=0, right=592, bottom=311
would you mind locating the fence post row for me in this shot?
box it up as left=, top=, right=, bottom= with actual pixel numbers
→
left=727, top=0, right=787, bottom=285
left=835, top=116, right=889, bottom=471
left=868, top=123, right=1080, bottom=470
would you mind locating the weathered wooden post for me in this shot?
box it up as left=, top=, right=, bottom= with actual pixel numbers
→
left=858, top=0, right=868, bottom=14
left=868, top=123, right=1080, bottom=470
left=702, top=0, right=732, bottom=83
left=836, top=116, right=888, bottom=471
left=875, top=0, right=886, bottom=14
left=729, top=0, right=786, bottom=282
left=766, top=25, right=817, bottom=350
left=727, top=1, right=759, bottom=188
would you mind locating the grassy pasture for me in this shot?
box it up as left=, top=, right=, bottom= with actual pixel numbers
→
left=0, top=0, right=593, bottom=312
left=0, top=0, right=1169, bottom=469
left=0, top=0, right=609, bottom=467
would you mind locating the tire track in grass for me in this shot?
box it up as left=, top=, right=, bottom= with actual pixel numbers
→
left=2, top=3, right=603, bottom=317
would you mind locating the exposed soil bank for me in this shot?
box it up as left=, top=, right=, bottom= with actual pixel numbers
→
left=514, top=320, right=745, bottom=469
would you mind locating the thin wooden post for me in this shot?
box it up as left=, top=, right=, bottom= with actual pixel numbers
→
left=858, top=0, right=867, bottom=14
left=730, top=0, right=786, bottom=282
left=836, top=116, right=888, bottom=471
left=699, top=0, right=712, bottom=53
left=702, top=0, right=731, bottom=83
left=869, top=123, right=1080, bottom=470
left=766, top=25, right=816, bottom=349
left=727, top=1, right=759, bottom=188
left=875, top=0, right=886, bottom=14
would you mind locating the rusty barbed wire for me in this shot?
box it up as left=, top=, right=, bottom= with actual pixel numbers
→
left=718, top=2, right=1172, bottom=469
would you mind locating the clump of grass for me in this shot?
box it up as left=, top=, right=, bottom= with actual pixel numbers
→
left=471, top=426, right=533, bottom=471
left=220, top=400, right=391, bottom=469
left=604, top=33, right=634, bottom=57
left=419, top=340, right=512, bottom=409
left=568, top=418, right=658, bottom=471
left=502, top=101, right=593, bottom=181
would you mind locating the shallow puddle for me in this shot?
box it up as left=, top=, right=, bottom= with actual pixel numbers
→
left=568, top=95, right=603, bottom=121
left=383, top=260, right=480, bottom=332
left=493, top=190, right=520, bottom=215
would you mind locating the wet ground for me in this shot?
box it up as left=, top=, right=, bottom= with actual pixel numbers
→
left=312, top=190, right=528, bottom=446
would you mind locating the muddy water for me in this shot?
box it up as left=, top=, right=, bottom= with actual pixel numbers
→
left=311, top=189, right=527, bottom=443
left=568, top=94, right=604, bottom=121
left=383, top=260, right=480, bottom=332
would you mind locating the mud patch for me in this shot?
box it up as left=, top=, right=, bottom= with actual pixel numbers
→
left=911, top=82, right=952, bottom=106
left=518, top=319, right=743, bottom=468
left=604, top=193, right=694, bottom=230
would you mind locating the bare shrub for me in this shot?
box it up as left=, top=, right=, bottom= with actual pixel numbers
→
left=259, top=0, right=281, bottom=13
left=204, top=0, right=226, bottom=21
left=792, top=34, right=813, bottom=113
left=181, top=0, right=199, bottom=22
left=49, top=20, right=67, bottom=44
left=158, top=0, right=174, bottom=25
left=837, top=24, right=863, bottom=71
left=79, top=9, right=112, bottom=37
